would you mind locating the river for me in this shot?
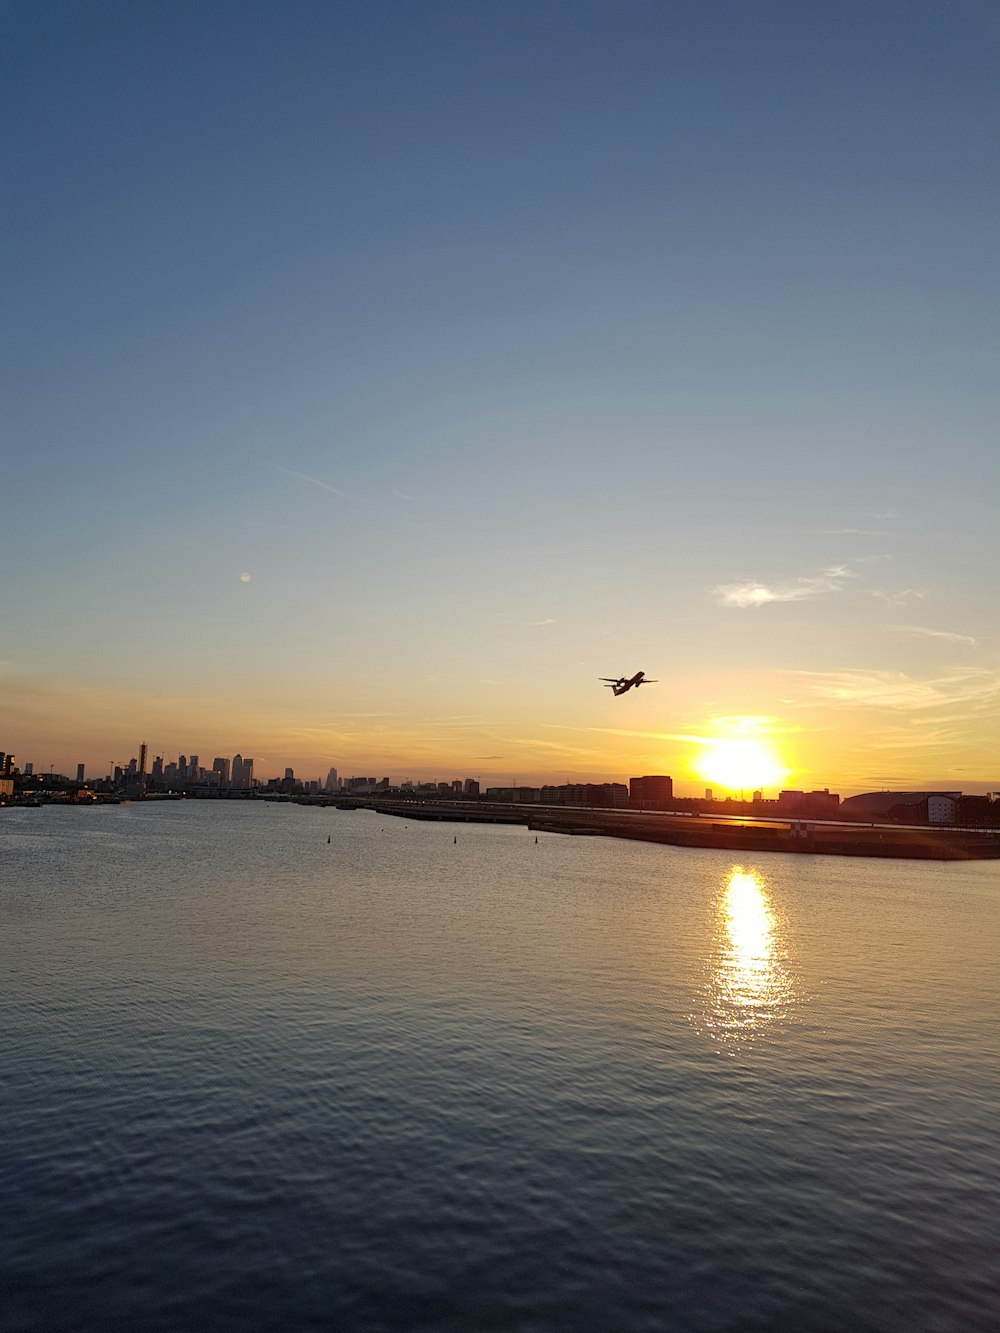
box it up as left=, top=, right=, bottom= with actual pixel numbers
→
left=2, top=801, right=998, bottom=1331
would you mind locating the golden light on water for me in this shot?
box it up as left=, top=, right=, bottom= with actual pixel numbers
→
left=702, top=866, right=793, bottom=1044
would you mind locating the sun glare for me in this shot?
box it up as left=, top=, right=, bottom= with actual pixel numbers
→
left=692, top=737, right=788, bottom=794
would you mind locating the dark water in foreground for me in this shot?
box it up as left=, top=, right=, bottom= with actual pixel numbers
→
left=2, top=802, right=999, bottom=1332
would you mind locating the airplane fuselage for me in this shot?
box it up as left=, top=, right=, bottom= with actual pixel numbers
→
left=612, top=672, right=645, bottom=696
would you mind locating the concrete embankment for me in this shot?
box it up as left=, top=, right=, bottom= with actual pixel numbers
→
left=333, top=798, right=1000, bottom=861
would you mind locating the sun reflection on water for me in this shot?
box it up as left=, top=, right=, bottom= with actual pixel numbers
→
left=700, top=866, right=793, bottom=1045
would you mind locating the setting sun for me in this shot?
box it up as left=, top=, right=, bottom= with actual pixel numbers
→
left=692, top=738, right=789, bottom=793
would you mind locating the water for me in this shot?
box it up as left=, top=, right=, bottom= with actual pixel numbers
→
left=2, top=801, right=999, bottom=1331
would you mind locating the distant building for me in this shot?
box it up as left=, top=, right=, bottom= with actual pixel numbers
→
left=464, top=778, right=479, bottom=797
left=777, top=789, right=840, bottom=816
left=540, top=783, right=628, bottom=808
left=325, top=767, right=338, bottom=791
left=629, top=775, right=674, bottom=809
left=928, top=795, right=957, bottom=824
left=486, top=787, right=541, bottom=803
left=212, top=757, right=230, bottom=785
left=76, top=763, right=85, bottom=784
left=25, top=763, right=34, bottom=777
left=840, top=791, right=959, bottom=820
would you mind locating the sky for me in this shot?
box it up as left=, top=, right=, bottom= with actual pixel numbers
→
left=3, top=0, right=998, bottom=793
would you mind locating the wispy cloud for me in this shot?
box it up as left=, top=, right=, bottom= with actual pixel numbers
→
left=812, top=528, right=893, bottom=537
left=265, top=460, right=355, bottom=501
left=715, top=565, right=855, bottom=609
left=500, top=736, right=603, bottom=757
left=872, top=588, right=924, bottom=609
left=889, top=625, right=977, bottom=647
left=265, top=459, right=444, bottom=537
left=786, top=667, right=1000, bottom=711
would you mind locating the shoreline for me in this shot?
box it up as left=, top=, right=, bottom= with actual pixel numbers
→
left=7, top=794, right=1000, bottom=860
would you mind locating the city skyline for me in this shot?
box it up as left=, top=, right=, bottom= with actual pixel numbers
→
left=4, top=3, right=998, bottom=795
left=2, top=731, right=997, bottom=802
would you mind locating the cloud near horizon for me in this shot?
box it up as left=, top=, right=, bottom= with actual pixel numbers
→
left=715, top=565, right=855, bottom=609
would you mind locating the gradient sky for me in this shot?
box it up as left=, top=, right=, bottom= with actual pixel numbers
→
left=3, top=0, right=998, bottom=792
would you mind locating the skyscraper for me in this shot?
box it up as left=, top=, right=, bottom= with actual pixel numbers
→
left=212, top=757, right=230, bottom=785
left=325, top=767, right=338, bottom=791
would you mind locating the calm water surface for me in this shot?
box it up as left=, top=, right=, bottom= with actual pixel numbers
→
left=2, top=802, right=999, bottom=1331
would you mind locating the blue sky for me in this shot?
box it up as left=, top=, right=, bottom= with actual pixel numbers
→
left=3, top=1, right=998, bottom=789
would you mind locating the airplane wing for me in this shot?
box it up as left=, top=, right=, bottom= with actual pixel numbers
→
left=638, top=679, right=658, bottom=684
left=599, top=678, right=623, bottom=683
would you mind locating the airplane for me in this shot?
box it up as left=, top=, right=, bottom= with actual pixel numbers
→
left=600, top=671, right=658, bottom=697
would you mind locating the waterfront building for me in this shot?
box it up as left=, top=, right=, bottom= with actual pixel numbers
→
left=540, top=783, right=629, bottom=809
left=325, top=767, right=338, bottom=791
left=76, top=763, right=85, bottom=784
left=777, top=789, right=841, bottom=816
left=840, top=790, right=960, bottom=820
left=464, top=779, right=479, bottom=797
left=486, top=787, right=541, bottom=803
left=629, top=775, right=674, bottom=809
left=212, top=758, right=230, bottom=785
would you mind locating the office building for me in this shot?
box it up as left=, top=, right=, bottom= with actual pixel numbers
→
left=629, top=775, right=674, bottom=809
